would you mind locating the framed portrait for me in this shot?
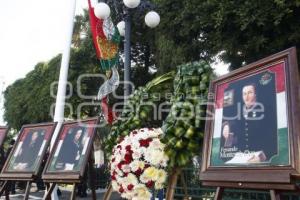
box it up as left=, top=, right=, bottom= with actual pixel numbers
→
left=200, top=47, right=300, bottom=184
left=0, top=122, right=56, bottom=179
left=0, top=126, right=9, bottom=148
left=43, top=117, right=99, bottom=181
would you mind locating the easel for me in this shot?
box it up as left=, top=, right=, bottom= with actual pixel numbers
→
left=0, top=174, right=37, bottom=200
left=43, top=152, right=97, bottom=200
left=202, top=181, right=300, bottom=200
left=102, top=183, right=113, bottom=200
left=0, top=122, right=57, bottom=200
left=165, top=167, right=190, bottom=200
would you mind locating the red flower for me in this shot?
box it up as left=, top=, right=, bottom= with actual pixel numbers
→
left=134, top=168, right=143, bottom=176
left=124, top=153, right=133, bottom=164
left=111, top=174, right=116, bottom=180
left=125, top=145, right=133, bottom=154
left=119, top=186, right=124, bottom=193
left=127, top=184, right=134, bottom=191
left=139, top=138, right=153, bottom=147
left=117, top=161, right=125, bottom=170
left=146, top=181, right=154, bottom=188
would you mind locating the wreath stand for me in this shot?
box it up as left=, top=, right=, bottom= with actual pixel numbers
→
left=165, top=167, right=190, bottom=200
left=43, top=153, right=97, bottom=200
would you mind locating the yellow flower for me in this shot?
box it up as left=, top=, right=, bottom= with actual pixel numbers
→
left=144, top=167, right=159, bottom=181
left=133, top=185, right=152, bottom=200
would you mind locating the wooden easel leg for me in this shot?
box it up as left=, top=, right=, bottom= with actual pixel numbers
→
left=88, top=157, right=97, bottom=200
left=214, top=187, right=224, bottom=200
left=0, top=180, right=8, bottom=197
left=103, top=183, right=113, bottom=200
left=23, top=181, right=32, bottom=200
left=43, top=183, right=57, bottom=200
left=270, top=190, right=281, bottom=200
left=180, top=173, right=189, bottom=200
left=4, top=185, right=10, bottom=200
left=165, top=168, right=181, bottom=200
left=70, top=183, right=77, bottom=200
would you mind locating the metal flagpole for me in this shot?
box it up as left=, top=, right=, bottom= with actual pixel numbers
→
left=46, top=0, right=77, bottom=199
left=124, top=9, right=131, bottom=100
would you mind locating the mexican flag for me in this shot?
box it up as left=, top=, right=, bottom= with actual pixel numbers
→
left=88, top=0, right=120, bottom=71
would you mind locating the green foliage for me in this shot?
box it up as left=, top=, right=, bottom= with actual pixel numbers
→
left=161, top=61, right=213, bottom=167
left=195, top=0, right=300, bottom=69
left=103, top=71, right=175, bottom=156
left=4, top=60, right=60, bottom=130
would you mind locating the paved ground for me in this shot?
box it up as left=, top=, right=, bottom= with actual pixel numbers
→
left=0, top=185, right=122, bottom=200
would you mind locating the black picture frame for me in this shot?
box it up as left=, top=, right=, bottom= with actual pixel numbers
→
left=0, top=122, right=57, bottom=180
left=43, top=117, right=99, bottom=182
left=200, top=47, right=300, bottom=185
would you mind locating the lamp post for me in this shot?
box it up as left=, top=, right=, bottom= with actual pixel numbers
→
left=94, top=0, right=160, bottom=99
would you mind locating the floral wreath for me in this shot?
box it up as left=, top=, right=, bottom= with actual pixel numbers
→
left=110, top=128, right=169, bottom=200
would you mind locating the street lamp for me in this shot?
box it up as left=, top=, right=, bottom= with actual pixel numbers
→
left=94, top=0, right=160, bottom=99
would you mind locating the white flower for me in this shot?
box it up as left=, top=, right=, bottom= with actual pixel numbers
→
left=129, top=160, right=145, bottom=172
left=132, top=184, right=152, bottom=200
left=157, top=169, right=167, bottom=184
left=112, top=181, right=119, bottom=191
left=121, top=164, right=131, bottom=173
left=140, top=173, right=151, bottom=183
left=131, top=139, right=140, bottom=149
left=127, top=173, right=138, bottom=185
left=155, top=182, right=163, bottom=190
left=145, top=149, right=165, bottom=166
left=122, top=191, right=134, bottom=199
left=149, top=138, right=162, bottom=149
left=132, top=150, right=142, bottom=160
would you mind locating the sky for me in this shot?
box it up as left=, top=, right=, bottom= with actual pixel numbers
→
left=0, top=0, right=228, bottom=125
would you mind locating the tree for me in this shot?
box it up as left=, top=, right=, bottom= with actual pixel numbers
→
left=150, top=0, right=300, bottom=71
left=4, top=60, right=60, bottom=129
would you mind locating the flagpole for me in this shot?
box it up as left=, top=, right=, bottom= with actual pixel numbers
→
left=46, top=0, right=77, bottom=199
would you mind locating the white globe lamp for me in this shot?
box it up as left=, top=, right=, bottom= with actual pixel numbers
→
left=145, top=11, right=160, bottom=28
left=94, top=2, right=111, bottom=19
left=123, top=0, right=141, bottom=8
left=117, top=21, right=126, bottom=36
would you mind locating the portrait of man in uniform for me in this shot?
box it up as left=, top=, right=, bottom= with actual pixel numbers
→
left=203, top=49, right=298, bottom=185
left=3, top=123, right=55, bottom=173
left=51, top=126, right=87, bottom=171
left=218, top=71, right=278, bottom=164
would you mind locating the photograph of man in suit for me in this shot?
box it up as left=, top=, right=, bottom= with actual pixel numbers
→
left=11, top=129, right=45, bottom=171
left=54, top=126, right=86, bottom=171
left=221, top=71, right=278, bottom=164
